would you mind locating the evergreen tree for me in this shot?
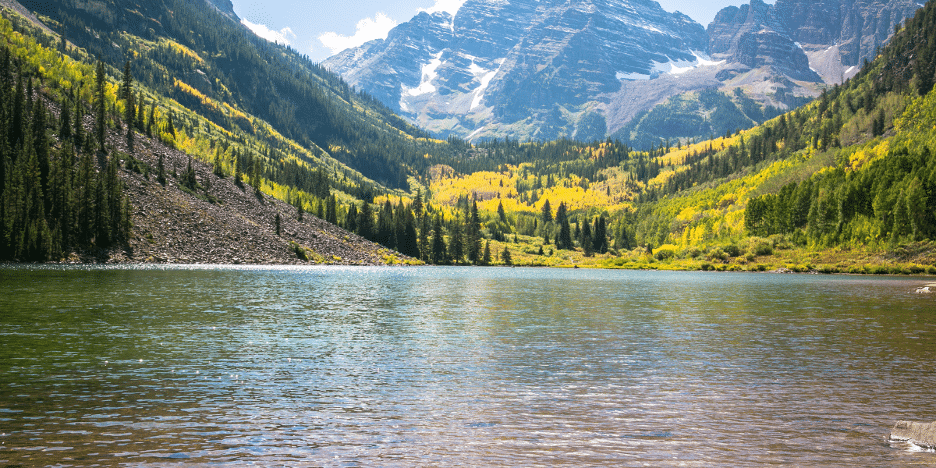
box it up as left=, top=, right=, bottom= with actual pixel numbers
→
left=325, top=194, right=337, bottom=224
left=213, top=148, right=224, bottom=177
left=498, top=200, right=508, bottom=224
left=593, top=216, right=608, bottom=253
left=449, top=212, right=464, bottom=264
left=466, top=200, right=481, bottom=264
left=357, top=202, right=374, bottom=240
left=136, top=95, right=145, bottom=130
left=376, top=199, right=393, bottom=247
left=122, top=61, right=134, bottom=152
left=146, top=102, right=155, bottom=137
left=541, top=198, right=552, bottom=223
left=392, top=198, right=406, bottom=248
left=400, top=204, right=420, bottom=258
left=430, top=214, right=447, bottom=264
left=345, top=202, right=357, bottom=233
left=157, top=152, right=166, bottom=185
left=412, top=187, right=423, bottom=219
left=555, top=202, right=573, bottom=249
left=581, top=216, right=593, bottom=256
left=58, top=95, right=71, bottom=141
left=500, top=245, right=512, bottom=265
left=482, top=239, right=491, bottom=265
left=73, top=89, right=83, bottom=153
left=418, top=211, right=430, bottom=262
left=166, top=112, right=175, bottom=137
left=94, top=60, right=106, bottom=152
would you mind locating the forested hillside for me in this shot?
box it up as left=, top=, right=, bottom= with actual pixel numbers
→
left=405, top=0, right=936, bottom=271
left=5, top=0, right=936, bottom=270
left=21, top=0, right=464, bottom=190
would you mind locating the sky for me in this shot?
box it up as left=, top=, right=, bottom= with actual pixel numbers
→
left=231, top=0, right=766, bottom=63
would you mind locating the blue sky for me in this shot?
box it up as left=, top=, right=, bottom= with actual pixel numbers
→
left=231, top=0, right=764, bottom=62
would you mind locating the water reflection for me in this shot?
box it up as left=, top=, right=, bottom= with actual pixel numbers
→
left=0, top=266, right=934, bottom=466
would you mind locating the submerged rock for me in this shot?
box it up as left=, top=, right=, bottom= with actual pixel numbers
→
left=889, top=420, right=936, bottom=448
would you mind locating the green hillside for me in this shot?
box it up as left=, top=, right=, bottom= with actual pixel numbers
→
left=5, top=0, right=936, bottom=270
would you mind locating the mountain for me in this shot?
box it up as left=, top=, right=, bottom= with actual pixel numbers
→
left=325, top=0, right=922, bottom=146
left=325, top=0, right=709, bottom=142
left=0, top=1, right=408, bottom=264
left=20, top=0, right=457, bottom=190
left=707, top=0, right=922, bottom=85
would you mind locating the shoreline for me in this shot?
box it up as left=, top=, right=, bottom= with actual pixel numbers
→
left=3, top=260, right=935, bottom=278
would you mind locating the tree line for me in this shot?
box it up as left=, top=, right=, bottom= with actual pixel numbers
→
left=0, top=47, right=130, bottom=261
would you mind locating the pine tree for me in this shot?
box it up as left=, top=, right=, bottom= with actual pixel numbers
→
left=482, top=239, right=491, bottom=265
left=71, top=93, right=84, bottom=154
left=136, top=95, right=145, bottom=130
left=401, top=205, right=420, bottom=258
left=213, top=148, right=224, bottom=177
left=418, top=212, right=430, bottom=262
left=58, top=95, right=72, bottom=141
left=94, top=60, right=106, bottom=152
left=392, top=198, right=406, bottom=248
left=430, top=214, right=447, bottom=264
left=326, top=194, right=337, bottom=224
left=593, top=216, right=608, bottom=253
left=449, top=212, right=464, bottom=264
left=412, top=187, right=423, bottom=219
left=157, top=152, right=166, bottom=185
left=581, top=216, right=593, bottom=256
left=466, top=200, right=481, bottom=264
left=345, top=202, right=357, bottom=233
left=376, top=199, right=393, bottom=247
left=145, top=102, right=155, bottom=137
left=500, top=245, right=512, bottom=265
left=357, top=202, right=374, bottom=240
left=122, top=61, right=134, bottom=152
left=541, top=198, right=552, bottom=223
left=555, top=202, right=572, bottom=250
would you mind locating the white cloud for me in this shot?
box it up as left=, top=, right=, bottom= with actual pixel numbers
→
left=241, top=18, right=296, bottom=45
left=418, top=0, right=466, bottom=16
left=318, top=13, right=398, bottom=55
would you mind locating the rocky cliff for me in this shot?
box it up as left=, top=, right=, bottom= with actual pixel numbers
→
left=709, top=0, right=922, bottom=84
left=325, top=0, right=709, bottom=142
left=325, top=0, right=922, bottom=145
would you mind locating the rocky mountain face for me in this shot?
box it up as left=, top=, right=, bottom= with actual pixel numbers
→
left=205, top=0, right=237, bottom=20
left=708, top=0, right=923, bottom=84
left=325, top=0, right=709, bottom=142
left=325, top=0, right=921, bottom=144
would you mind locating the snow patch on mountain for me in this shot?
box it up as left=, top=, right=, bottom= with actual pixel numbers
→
left=469, top=59, right=505, bottom=110
left=403, top=51, right=444, bottom=97
left=617, top=51, right=724, bottom=81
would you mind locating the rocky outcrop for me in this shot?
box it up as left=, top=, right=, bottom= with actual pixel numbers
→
left=707, top=0, right=820, bottom=81
left=709, top=0, right=922, bottom=84
left=204, top=0, right=237, bottom=21
left=889, top=420, right=936, bottom=448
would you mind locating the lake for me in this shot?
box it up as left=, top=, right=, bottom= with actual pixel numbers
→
left=0, top=265, right=934, bottom=466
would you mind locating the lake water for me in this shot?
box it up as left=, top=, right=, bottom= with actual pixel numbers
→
left=0, top=265, right=934, bottom=466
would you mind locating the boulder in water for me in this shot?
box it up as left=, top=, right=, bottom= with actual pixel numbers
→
left=889, top=420, right=936, bottom=448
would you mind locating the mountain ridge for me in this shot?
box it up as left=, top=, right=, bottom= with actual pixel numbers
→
left=325, top=0, right=922, bottom=146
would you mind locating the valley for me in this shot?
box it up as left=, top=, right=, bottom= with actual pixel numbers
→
left=0, top=0, right=935, bottom=274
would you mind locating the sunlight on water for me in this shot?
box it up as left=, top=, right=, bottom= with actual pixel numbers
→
left=0, top=266, right=934, bottom=466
